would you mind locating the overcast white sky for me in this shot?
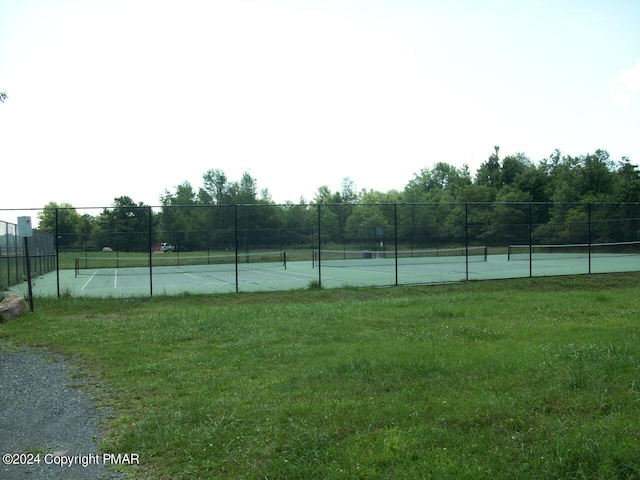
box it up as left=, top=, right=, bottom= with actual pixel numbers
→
left=1, top=0, right=639, bottom=213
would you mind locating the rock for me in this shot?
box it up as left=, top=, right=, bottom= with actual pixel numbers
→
left=0, top=295, right=29, bottom=322
left=102, top=246, right=113, bottom=252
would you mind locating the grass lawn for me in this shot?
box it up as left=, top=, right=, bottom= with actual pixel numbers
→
left=2, top=273, right=640, bottom=479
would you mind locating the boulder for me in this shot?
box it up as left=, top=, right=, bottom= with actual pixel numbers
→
left=0, top=295, right=29, bottom=322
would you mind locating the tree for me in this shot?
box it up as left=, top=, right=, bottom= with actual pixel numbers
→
left=615, top=157, right=640, bottom=202
left=344, top=204, right=388, bottom=246
left=340, top=177, right=360, bottom=204
left=198, top=169, right=234, bottom=247
left=160, top=182, right=202, bottom=250
left=37, top=202, right=83, bottom=248
left=92, top=197, right=151, bottom=251
left=405, top=162, right=471, bottom=202
left=259, top=188, right=273, bottom=203
left=579, top=149, right=615, bottom=200
left=514, top=163, right=550, bottom=203
left=200, top=169, right=229, bottom=205
left=75, top=214, right=94, bottom=252
left=310, top=179, right=361, bottom=245
left=162, top=182, right=198, bottom=206
left=475, top=152, right=502, bottom=189
left=281, top=202, right=316, bottom=245
left=360, top=189, right=402, bottom=204
left=0, top=92, right=7, bottom=103
left=235, top=172, right=259, bottom=204
left=500, top=153, right=531, bottom=186
left=313, top=186, right=336, bottom=204
left=487, top=187, right=533, bottom=246
left=475, top=152, right=531, bottom=191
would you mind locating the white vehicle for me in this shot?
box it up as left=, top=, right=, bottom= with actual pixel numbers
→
left=160, top=242, right=175, bottom=253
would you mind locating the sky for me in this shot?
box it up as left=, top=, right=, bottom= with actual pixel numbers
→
left=1, top=0, right=639, bottom=217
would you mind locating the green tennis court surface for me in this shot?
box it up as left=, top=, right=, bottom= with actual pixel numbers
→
left=10, top=249, right=640, bottom=298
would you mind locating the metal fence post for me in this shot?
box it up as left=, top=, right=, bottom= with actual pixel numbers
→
left=394, top=204, right=398, bottom=286
left=529, top=202, right=533, bottom=278
left=149, top=206, right=153, bottom=297
left=588, top=202, right=592, bottom=275
left=234, top=205, right=239, bottom=293
left=317, top=203, right=322, bottom=288
left=24, top=236, right=34, bottom=311
left=465, top=202, right=469, bottom=281
left=55, top=208, right=60, bottom=297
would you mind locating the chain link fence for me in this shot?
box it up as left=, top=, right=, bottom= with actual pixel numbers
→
left=2, top=202, right=639, bottom=298
left=0, top=219, right=56, bottom=291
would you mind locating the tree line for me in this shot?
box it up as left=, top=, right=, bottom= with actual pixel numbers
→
left=37, top=149, right=640, bottom=252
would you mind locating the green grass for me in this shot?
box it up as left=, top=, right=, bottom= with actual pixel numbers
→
left=2, top=273, right=640, bottom=479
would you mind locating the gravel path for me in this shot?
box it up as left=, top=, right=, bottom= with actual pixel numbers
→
left=0, top=341, right=127, bottom=480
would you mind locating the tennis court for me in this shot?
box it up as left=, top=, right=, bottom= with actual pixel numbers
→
left=9, top=244, right=640, bottom=298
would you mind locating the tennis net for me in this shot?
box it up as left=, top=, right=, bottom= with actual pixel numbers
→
left=507, top=241, right=640, bottom=261
left=75, top=251, right=287, bottom=276
left=313, top=246, right=487, bottom=268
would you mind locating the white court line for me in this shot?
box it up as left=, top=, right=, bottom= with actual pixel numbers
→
left=114, top=269, right=118, bottom=289
left=177, top=269, right=199, bottom=280
left=81, top=271, right=98, bottom=291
